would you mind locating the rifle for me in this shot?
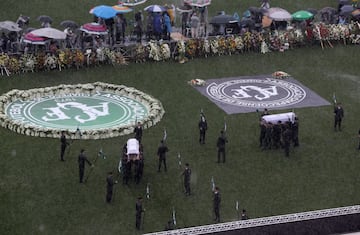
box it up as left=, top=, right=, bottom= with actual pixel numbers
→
left=84, top=150, right=100, bottom=183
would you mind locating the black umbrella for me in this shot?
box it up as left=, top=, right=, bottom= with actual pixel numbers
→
left=306, top=8, right=318, bottom=15
left=319, top=7, right=337, bottom=14
left=37, top=15, right=53, bottom=23
left=248, top=6, right=262, bottom=14
left=338, top=0, right=350, bottom=4
left=209, top=15, right=238, bottom=24
left=60, top=20, right=78, bottom=29
left=340, top=4, right=354, bottom=15
left=240, top=18, right=255, bottom=27
left=24, top=27, right=36, bottom=33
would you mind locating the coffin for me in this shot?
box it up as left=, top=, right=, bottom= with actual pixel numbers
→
left=261, top=112, right=296, bottom=124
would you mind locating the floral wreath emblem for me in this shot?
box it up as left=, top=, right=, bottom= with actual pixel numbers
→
left=0, top=82, right=165, bottom=139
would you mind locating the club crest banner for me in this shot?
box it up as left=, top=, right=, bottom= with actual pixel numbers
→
left=193, top=75, right=331, bottom=114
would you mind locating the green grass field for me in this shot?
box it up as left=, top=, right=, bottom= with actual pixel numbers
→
left=1, top=1, right=360, bottom=234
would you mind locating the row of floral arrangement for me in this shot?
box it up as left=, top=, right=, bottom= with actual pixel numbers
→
left=0, top=82, right=165, bottom=139
left=0, top=22, right=359, bottom=76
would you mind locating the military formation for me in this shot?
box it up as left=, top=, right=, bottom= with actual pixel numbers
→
left=58, top=101, right=358, bottom=231
left=259, top=111, right=299, bottom=157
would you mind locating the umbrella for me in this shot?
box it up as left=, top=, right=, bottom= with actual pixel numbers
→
left=184, top=0, right=211, bottom=8
left=340, top=5, right=355, bottom=15
left=240, top=18, right=255, bottom=27
left=352, top=9, right=360, bottom=17
left=90, top=5, right=117, bottom=19
left=31, top=27, right=67, bottom=40
left=24, top=27, right=36, bottom=33
left=265, top=7, right=292, bottom=21
left=176, top=5, right=193, bottom=13
left=120, top=0, right=147, bottom=7
left=292, top=10, right=314, bottom=20
left=209, top=15, right=237, bottom=24
left=243, top=10, right=251, bottom=18
left=306, top=8, right=318, bottom=15
left=80, top=23, right=108, bottom=35
left=37, top=15, right=53, bottom=23
left=248, top=7, right=263, bottom=15
left=339, top=0, right=350, bottom=4
left=112, top=5, right=133, bottom=13
left=60, top=20, right=78, bottom=29
left=0, top=21, right=22, bottom=32
left=23, top=32, right=49, bottom=45
left=319, top=7, right=337, bottom=14
left=144, top=5, right=166, bottom=13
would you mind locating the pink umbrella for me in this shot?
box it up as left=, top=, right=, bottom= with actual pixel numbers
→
left=80, top=23, right=108, bottom=35
left=23, top=33, right=49, bottom=45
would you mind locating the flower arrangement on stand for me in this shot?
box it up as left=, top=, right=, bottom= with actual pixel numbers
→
left=73, top=49, right=85, bottom=69
left=176, top=40, right=188, bottom=63
left=0, top=53, right=11, bottom=76
left=234, top=36, right=244, bottom=52
left=134, top=44, right=147, bottom=63
left=260, top=40, right=271, bottom=54
left=19, top=54, right=36, bottom=73
left=226, top=36, right=237, bottom=55
left=202, top=38, right=210, bottom=57
left=210, top=38, right=219, bottom=55
left=58, top=49, right=72, bottom=70
left=185, top=39, right=197, bottom=58
left=7, top=57, right=20, bottom=74
left=217, top=36, right=227, bottom=55
left=148, top=40, right=161, bottom=61
left=160, top=43, right=171, bottom=60
left=44, top=53, right=59, bottom=70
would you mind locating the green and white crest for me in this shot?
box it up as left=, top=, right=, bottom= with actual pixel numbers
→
left=0, top=82, right=165, bottom=139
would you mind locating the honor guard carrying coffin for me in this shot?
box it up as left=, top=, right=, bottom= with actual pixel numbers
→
left=216, top=130, right=228, bottom=163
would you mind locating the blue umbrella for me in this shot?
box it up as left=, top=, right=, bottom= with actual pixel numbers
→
left=144, top=4, right=166, bottom=13
left=90, top=5, right=117, bottom=19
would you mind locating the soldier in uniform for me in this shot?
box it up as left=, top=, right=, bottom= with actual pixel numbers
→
left=60, top=131, right=69, bottom=161
left=157, top=140, right=169, bottom=172
left=259, top=120, right=266, bottom=148
left=241, top=209, right=249, bottom=220
left=213, top=186, right=221, bottom=223
left=334, top=103, right=344, bottom=131
left=198, top=115, right=208, bottom=144
left=272, top=121, right=282, bottom=149
left=358, top=128, right=360, bottom=150
left=216, top=130, right=228, bottom=163
left=282, top=123, right=292, bottom=157
left=78, top=149, right=92, bottom=183
left=106, top=171, right=117, bottom=203
left=134, top=122, right=143, bottom=143
left=263, top=122, right=272, bottom=150
left=182, top=163, right=191, bottom=196
left=292, top=117, right=299, bottom=147
left=135, top=197, right=145, bottom=230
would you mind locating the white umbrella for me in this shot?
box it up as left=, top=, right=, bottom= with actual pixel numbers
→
left=120, top=0, right=147, bottom=7
left=265, top=7, right=292, bottom=21
left=184, top=0, right=211, bottom=8
left=144, top=5, right=166, bottom=13
left=31, top=27, right=67, bottom=40
left=0, top=21, right=22, bottom=32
